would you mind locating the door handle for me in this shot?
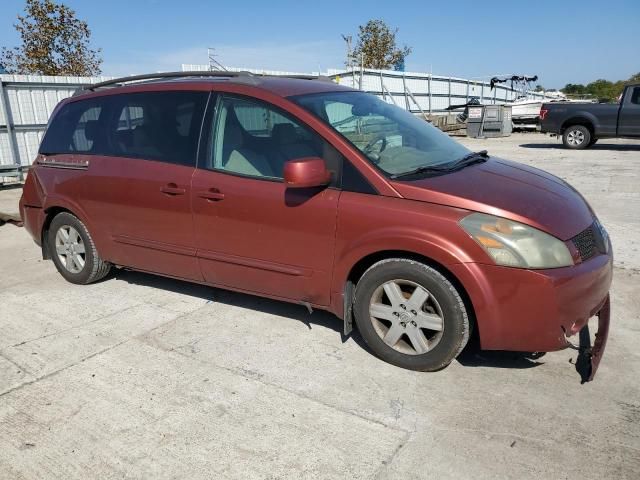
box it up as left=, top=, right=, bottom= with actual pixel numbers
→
left=198, top=189, right=225, bottom=201
left=161, top=183, right=186, bottom=196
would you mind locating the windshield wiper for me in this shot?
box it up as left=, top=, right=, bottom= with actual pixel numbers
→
left=390, top=165, right=449, bottom=179
left=445, top=150, right=489, bottom=170
left=390, top=150, right=489, bottom=179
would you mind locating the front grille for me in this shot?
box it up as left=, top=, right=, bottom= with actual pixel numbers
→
left=571, top=225, right=597, bottom=261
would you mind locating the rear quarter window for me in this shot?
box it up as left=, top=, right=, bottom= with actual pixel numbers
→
left=40, top=100, right=103, bottom=154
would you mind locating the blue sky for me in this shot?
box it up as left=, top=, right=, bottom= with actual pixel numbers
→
left=1, top=0, right=638, bottom=88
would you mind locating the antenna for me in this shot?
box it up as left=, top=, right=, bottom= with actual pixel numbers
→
left=207, top=47, right=228, bottom=72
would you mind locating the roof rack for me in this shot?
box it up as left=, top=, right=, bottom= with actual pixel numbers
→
left=83, top=70, right=332, bottom=92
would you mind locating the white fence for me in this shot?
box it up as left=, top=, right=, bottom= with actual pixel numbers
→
left=327, top=68, right=546, bottom=114
left=0, top=74, right=113, bottom=173
left=183, top=64, right=546, bottom=114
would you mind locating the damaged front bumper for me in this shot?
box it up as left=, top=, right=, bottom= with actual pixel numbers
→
left=575, top=295, right=610, bottom=383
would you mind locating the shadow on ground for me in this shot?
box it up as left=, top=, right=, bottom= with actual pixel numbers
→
left=113, top=269, right=365, bottom=348
left=112, top=268, right=547, bottom=372
left=520, top=143, right=640, bottom=151
left=457, top=349, right=546, bottom=369
left=0, top=183, right=24, bottom=191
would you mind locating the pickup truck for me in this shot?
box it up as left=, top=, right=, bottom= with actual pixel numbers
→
left=539, top=83, right=640, bottom=149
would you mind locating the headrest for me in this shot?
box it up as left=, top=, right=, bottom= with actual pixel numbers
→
left=225, top=122, right=244, bottom=151
left=272, top=123, right=297, bottom=145
left=84, top=120, right=99, bottom=142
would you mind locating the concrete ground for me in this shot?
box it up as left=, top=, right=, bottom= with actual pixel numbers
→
left=0, top=133, right=639, bottom=479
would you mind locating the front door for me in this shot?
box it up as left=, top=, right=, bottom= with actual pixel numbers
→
left=618, top=86, right=640, bottom=137
left=192, top=94, right=342, bottom=305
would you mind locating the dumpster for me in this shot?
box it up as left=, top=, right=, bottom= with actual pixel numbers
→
left=466, top=105, right=512, bottom=138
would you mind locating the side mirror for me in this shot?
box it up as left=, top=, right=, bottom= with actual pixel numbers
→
left=283, top=157, right=331, bottom=189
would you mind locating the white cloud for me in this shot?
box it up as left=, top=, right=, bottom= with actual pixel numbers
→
left=102, top=41, right=345, bottom=77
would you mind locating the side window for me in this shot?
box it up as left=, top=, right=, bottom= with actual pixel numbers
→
left=103, top=91, right=208, bottom=166
left=209, top=95, right=341, bottom=182
left=631, top=87, right=640, bottom=105
left=40, top=100, right=104, bottom=154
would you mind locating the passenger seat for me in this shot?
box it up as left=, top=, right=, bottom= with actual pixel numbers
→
left=224, top=123, right=274, bottom=177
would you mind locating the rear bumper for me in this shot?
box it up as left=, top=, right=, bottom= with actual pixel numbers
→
left=450, top=253, right=613, bottom=353
left=19, top=198, right=44, bottom=246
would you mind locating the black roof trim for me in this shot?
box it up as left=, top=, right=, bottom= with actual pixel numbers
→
left=79, top=71, right=332, bottom=94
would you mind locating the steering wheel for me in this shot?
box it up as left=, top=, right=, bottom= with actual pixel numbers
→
left=363, top=134, right=388, bottom=158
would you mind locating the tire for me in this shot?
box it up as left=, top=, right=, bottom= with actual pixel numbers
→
left=353, top=259, right=469, bottom=371
left=588, top=138, right=598, bottom=147
left=48, top=212, right=111, bottom=284
left=562, top=125, right=591, bottom=149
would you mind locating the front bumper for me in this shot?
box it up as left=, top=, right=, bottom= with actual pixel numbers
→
left=450, top=253, right=613, bottom=354
left=575, top=295, right=610, bottom=383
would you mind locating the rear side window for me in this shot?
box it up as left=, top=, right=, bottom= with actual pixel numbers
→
left=40, top=100, right=103, bottom=154
left=106, top=92, right=208, bottom=166
left=40, top=91, right=209, bottom=167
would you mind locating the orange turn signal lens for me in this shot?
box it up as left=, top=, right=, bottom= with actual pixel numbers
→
left=481, top=219, right=513, bottom=235
left=476, top=236, right=504, bottom=248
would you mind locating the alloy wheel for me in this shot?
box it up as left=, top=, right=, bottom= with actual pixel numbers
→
left=369, top=279, right=445, bottom=355
left=567, top=129, right=585, bottom=146
left=55, top=225, right=86, bottom=274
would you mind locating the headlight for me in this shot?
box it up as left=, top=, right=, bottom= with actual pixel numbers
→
left=460, top=213, right=574, bottom=269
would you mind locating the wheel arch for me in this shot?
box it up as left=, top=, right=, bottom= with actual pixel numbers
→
left=41, top=206, right=74, bottom=260
left=40, top=203, right=105, bottom=261
left=560, top=116, right=595, bottom=137
left=340, top=249, right=477, bottom=343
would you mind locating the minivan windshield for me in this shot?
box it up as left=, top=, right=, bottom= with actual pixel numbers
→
left=291, top=91, right=474, bottom=177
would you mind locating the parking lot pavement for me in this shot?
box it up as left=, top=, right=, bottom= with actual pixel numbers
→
left=1, top=133, right=639, bottom=479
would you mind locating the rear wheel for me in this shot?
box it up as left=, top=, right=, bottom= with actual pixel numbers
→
left=563, top=125, right=591, bottom=149
left=353, top=259, right=469, bottom=371
left=48, top=212, right=111, bottom=284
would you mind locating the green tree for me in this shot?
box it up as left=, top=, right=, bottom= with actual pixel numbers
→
left=534, top=84, right=545, bottom=92
left=625, top=72, right=640, bottom=84
left=352, top=19, right=412, bottom=70
left=561, top=83, right=586, bottom=95
left=585, top=79, right=618, bottom=101
left=0, top=0, right=102, bottom=76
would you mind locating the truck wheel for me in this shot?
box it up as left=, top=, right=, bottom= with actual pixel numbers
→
left=353, top=259, right=469, bottom=372
left=563, top=125, right=591, bottom=149
left=48, top=212, right=111, bottom=284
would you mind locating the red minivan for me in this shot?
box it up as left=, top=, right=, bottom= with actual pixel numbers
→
left=19, top=72, right=612, bottom=379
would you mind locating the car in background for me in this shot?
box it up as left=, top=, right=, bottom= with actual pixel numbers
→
left=20, top=72, right=612, bottom=379
left=540, top=83, right=640, bottom=149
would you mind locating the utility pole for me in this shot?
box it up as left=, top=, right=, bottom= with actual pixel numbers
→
left=207, top=47, right=227, bottom=71
left=341, top=34, right=358, bottom=88
left=341, top=34, right=354, bottom=73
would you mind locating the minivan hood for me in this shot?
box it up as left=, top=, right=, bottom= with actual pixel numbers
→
left=391, top=158, right=593, bottom=240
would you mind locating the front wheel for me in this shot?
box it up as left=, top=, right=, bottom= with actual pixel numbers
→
left=353, top=259, right=470, bottom=371
left=563, top=125, right=591, bottom=149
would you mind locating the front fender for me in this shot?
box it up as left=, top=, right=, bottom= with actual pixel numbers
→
left=329, top=193, right=487, bottom=318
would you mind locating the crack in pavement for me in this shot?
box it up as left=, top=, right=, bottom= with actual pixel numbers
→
left=6, top=303, right=145, bottom=349
left=0, top=350, right=34, bottom=377
left=374, top=429, right=412, bottom=480
left=0, top=303, right=205, bottom=398
left=136, top=334, right=411, bottom=437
